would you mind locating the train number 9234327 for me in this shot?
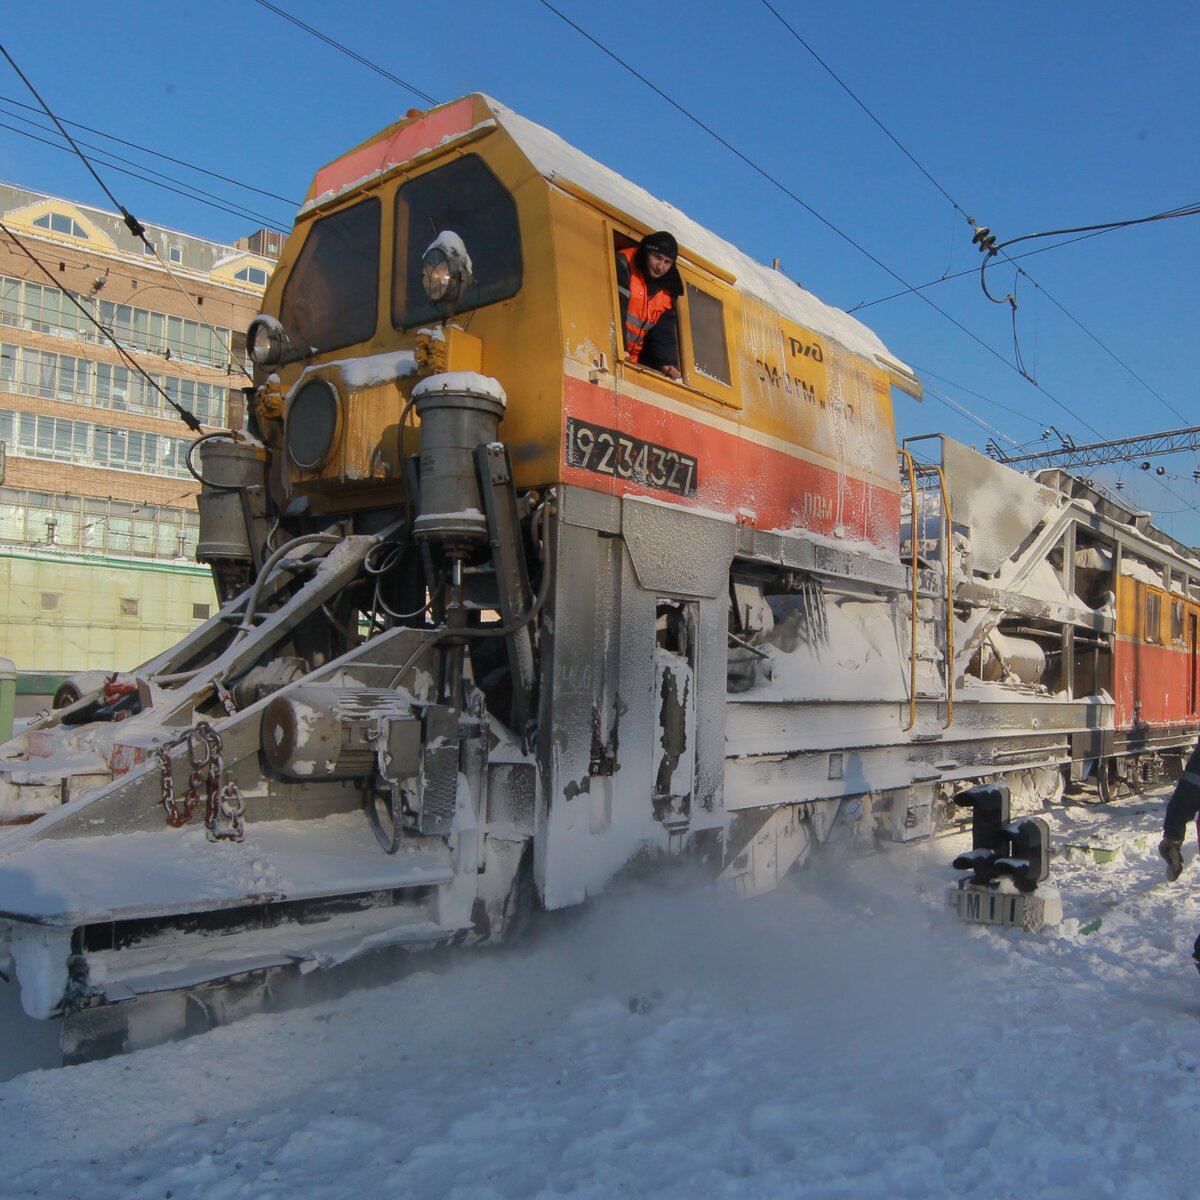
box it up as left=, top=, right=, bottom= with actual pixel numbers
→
left=565, top=417, right=698, bottom=496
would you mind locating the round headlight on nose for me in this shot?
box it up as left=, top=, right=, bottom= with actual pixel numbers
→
left=285, top=377, right=341, bottom=471
left=247, top=315, right=286, bottom=369
left=422, top=250, right=454, bottom=303
left=421, top=232, right=473, bottom=307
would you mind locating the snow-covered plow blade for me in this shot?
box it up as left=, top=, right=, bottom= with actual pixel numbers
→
left=5, top=810, right=458, bottom=1063
left=0, top=375, right=543, bottom=1056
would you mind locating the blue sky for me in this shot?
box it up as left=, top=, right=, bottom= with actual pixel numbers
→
left=2, top=1, right=1198, bottom=539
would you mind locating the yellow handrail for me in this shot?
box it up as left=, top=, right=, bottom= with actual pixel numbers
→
left=898, top=450, right=919, bottom=733
left=930, top=465, right=955, bottom=728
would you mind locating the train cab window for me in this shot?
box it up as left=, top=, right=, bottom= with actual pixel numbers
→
left=613, top=232, right=683, bottom=377
left=1172, top=599, right=1185, bottom=643
left=1145, top=590, right=1162, bottom=642
left=685, top=283, right=731, bottom=387
left=279, top=198, right=380, bottom=358
left=392, top=155, right=522, bottom=329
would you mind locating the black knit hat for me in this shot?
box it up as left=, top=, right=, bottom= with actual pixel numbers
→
left=640, top=231, right=678, bottom=261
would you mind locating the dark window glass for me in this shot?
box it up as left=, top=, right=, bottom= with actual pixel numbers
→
left=280, top=198, right=380, bottom=356
left=1146, top=591, right=1162, bottom=642
left=392, top=155, right=522, bottom=329
left=686, top=284, right=731, bottom=387
left=33, top=213, right=88, bottom=239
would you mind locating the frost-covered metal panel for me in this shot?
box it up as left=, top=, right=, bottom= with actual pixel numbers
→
left=539, top=506, right=729, bottom=907
left=622, top=497, right=735, bottom=598
left=941, top=440, right=1061, bottom=576
left=539, top=521, right=657, bottom=908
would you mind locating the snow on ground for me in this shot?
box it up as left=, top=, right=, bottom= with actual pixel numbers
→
left=2, top=785, right=1199, bottom=1199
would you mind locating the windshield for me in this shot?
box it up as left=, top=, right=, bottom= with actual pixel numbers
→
left=279, top=197, right=380, bottom=358
left=392, top=155, right=522, bottom=329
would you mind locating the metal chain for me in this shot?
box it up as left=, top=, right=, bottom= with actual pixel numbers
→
left=157, top=743, right=192, bottom=828
left=214, top=778, right=246, bottom=842
left=155, top=721, right=244, bottom=841
left=156, top=726, right=207, bottom=828
left=201, top=723, right=244, bottom=842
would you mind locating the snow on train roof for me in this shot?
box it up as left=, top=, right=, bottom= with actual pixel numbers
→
left=486, top=96, right=914, bottom=378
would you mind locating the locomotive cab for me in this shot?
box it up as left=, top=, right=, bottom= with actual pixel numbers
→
left=237, top=94, right=909, bottom=550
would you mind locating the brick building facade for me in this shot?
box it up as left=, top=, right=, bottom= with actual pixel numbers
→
left=0, top=184, right=276, bottom=691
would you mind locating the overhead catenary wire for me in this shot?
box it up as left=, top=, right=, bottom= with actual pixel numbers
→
left=0, top=118, right=291, bottom=234
left=855, top=229, right=1188, bottom=424
left=760, top=0, right=960, bottom=215
left=990, top=201, right=1200, bottom=255
left=0, top=217, right=205, bottom=433
left=1030, top=277, right=1188, bottom=425
left=0, top=41, right=148, bottom=244
left=971, top=202, right=1199, bottom=419
left=535, top=0, right=1102, bottom=441
left=0, top=92, right=300, bottom=209
left=0, top=45, right=256, bottom=380
left=920, top=381, right=1023, bottom=447
left=1128, top=467, right=1195, bottom=524
left=850, top=227, right=1115, bottom=311
left=239, top=0, right=1110, bottom=449
left=759, top=0, right=1193, bottom=437
left=250, top=0, right=439, bottom=106
left=910, top=363, right=1041, bottom=431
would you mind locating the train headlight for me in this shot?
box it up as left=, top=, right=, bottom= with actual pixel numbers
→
left=247, top=315, right=286, bottom=369
left=285, top=377, right=341, bottom=471
left=421, top=232, right=473, bottom=307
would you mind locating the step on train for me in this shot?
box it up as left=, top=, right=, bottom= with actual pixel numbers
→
left=0, top=94, right=1196, bottom=1059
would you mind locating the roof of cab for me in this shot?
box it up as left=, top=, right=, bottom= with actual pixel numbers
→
left=300, top=93, right=918, bottom=388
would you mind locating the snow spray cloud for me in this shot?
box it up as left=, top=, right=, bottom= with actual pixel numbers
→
left=505, top=844, right=975, bottom=1060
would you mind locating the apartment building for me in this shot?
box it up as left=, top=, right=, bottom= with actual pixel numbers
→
left=0, top=184, right=276, bottom=703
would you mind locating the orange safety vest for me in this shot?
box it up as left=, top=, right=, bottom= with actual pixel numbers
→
left=617, top=247, right=673, bottom=363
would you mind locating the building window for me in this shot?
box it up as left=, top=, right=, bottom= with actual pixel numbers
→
left=234, top=266, right=268, bottom=287
left=0, top=275, right=96, bottom=341
left=192, top=602, right=210, bottom=620
left=143, top=241, right=157, bottom=256
left=0, top=488, right=199, bottom=561
left=32, top=212, right=89, bottom=240
left=169, top=246, right=183, bottom=264
left=120, top=597, right=139, bottom=616
left=40, top=592, right=60, bottom=610
left=0, top=407, right=194, bottom=479
left=87, top=293, right=231, bottom=368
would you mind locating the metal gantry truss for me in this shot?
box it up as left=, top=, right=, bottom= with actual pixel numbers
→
left=986, top=425, right=1200, bottom=473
